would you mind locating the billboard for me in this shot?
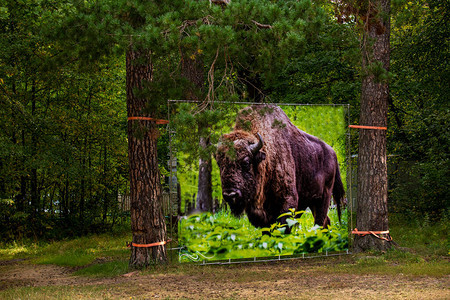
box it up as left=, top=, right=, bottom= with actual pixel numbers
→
left=169, top=102, right=349, bottom=263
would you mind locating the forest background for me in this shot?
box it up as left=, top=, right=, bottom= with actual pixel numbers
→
left=0, top=0, right=448, bottom=243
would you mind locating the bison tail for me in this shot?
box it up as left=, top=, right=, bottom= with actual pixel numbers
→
left=333, top=164, right=346, bottom=224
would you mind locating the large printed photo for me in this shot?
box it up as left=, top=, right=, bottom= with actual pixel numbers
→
left=170, top=103, right=348, bottom=262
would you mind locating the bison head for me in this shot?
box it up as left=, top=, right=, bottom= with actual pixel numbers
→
left=215, top=132, right=266, bottom=217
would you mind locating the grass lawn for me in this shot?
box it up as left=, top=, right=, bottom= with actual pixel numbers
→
left=0, top=214, right=448, bottom=299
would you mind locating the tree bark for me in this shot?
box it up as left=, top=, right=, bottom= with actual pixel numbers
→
left=354, top=0, right=392, bottom=252
left=196, top=134, right=213, bottom=211
left=127, top=49, right=167, bottom=267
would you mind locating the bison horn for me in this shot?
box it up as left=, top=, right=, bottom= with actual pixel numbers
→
left=249, top=133, right=264, bottom=154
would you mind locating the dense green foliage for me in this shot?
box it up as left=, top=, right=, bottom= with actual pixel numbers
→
left=388, top=0, right=449, bottom=220
left=179, top=208, right=348, bottom=262
left=0, top=0, right=129, bottom=241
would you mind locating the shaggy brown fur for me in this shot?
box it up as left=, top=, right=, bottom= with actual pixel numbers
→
left=215, top=105, right=345, bottom=229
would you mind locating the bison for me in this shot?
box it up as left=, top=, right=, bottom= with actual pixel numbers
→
left=215, top=105, right=345, bottom=229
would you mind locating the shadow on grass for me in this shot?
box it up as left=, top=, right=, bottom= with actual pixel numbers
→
left=74, top=260, right=129, bottom=277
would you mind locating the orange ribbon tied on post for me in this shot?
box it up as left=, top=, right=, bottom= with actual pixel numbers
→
left=348, top=125, right=387, bottom=130
left=127, top=117, right=169, bottom=125
left=351, top=228, right=392, bottom=242
left=127, top=240, right=172, bottom=248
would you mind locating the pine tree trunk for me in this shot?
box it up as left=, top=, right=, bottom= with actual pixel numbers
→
left=197, top=135, right=213, bottom=211
left=354, top=0, right=392, bottom=252
left=127, top=49, right=167, bottom=268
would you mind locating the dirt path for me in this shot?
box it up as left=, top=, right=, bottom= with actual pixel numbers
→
left=1, top=259, right=449, bottom=299
left=0, top=260, right=94, bottom=289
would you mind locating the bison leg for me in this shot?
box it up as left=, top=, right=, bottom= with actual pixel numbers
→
left=246, top=205, right=271, bottom=228
left=312, top=192, right=332, bottom=228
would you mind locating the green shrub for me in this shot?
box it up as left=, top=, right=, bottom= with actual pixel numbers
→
left=179, top=208, right=348, bottom=262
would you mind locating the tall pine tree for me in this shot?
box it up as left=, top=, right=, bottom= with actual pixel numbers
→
left=335, top=0, right=393, bottom=251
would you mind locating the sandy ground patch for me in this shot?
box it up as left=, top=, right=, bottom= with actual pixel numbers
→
left=0, top=259, right=449, bottom=299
